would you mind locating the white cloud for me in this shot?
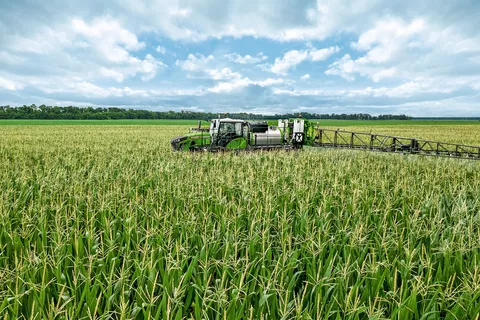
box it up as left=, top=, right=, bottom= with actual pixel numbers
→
left=326, top=17, right=480, bottom=84
left=72, top=81, right=116, bottom=98
left=0, top=77, right=23, bottom=90
left=9, top=27, right=73, bottom=55
left=224, top=52, right=268, bottom=64
left=309, top=46, right=340, bottom=61
left=208, top=77, right=284, bottom=93
left=346, top=80, right=457, bottom=98
left=471, top=81, right=480, bottom=90
left=4, top=0, right=480, bottom=44
left=176, top=54, right=245, bottom=81
left=11, top=16, right=166, bottom=83
left=2, top=0, right=480, bottom=116
left=2, top=70, right=477, bottom=116
left=95, top=53, right=166, bottom=83
left=176, top=53, right=214, bottom=72
left=70, top=17, right=166, bottom=82
left=352, top=19, right=425, bottom=51
left=207, top=68, right=242, bottom=81
left=100, top=67, right=125, bottom=82
left=257, top=78, right=285, bottom=87
left=34, top=78, right=151, bottom=99
left=325, top=54, right=356, bottom=81
left=139, top=54, right=166, bottom=81
left=271, top=50, right=309, bottom=75
left=325, top=54, right=400, bottom=83
left=207, top=78, right=252, bottom=93
left=271, top=46, right=339, bottom=75
left=300, top=74, right=310, bottom=80
left=110, top=0, right=385, bottom=41
left=371, top=68, right=397, bottom=82
left=2, top=16, right=167, bottom=86
left=72, top=17, right=144, bottom=51
left=71, top=17, right=145, bottom=65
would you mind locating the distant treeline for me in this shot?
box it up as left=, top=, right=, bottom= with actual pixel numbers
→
left=413, top=117, right=480, bottom=120
left=0, top=105, right=412, bottom=120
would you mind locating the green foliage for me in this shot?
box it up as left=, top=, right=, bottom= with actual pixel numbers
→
left=0, top=104, right=412, bottom=120
left=2, top=119, right=479, bottom=127
left=0, top=119, right=208, bottom=126
left=0, top=124, right=479, bottom=319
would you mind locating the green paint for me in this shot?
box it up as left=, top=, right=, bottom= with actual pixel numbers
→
left=177, top=133, right=211, bottom=150
left=226, top=137, right=247, bottom=149
left=183, top=132, right=210, bottom=138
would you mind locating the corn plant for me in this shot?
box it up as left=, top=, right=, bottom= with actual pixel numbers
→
left=0, top=124, right=479, bottom=319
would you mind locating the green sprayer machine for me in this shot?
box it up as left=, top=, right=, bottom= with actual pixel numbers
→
left=171, top=118, right=480, bottom=160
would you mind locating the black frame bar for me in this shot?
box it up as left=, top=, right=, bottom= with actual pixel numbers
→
left=315, top=129, right=480, bottom=160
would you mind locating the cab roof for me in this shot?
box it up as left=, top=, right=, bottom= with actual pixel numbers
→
left=214, top=118, right=245, bottom=123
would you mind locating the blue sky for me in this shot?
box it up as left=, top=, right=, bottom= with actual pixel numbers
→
left=1, top=0, right=480, bottom=116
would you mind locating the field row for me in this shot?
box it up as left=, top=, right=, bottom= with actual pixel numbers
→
left=0, top=125, right=479, bottom=319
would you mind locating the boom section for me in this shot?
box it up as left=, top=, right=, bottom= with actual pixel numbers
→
left=314, top=128, right=480, bottom=160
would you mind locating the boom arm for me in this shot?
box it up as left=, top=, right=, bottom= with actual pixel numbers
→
left=312, top=128, right=480, bottom=160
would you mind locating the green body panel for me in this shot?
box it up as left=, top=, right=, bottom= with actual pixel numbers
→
left=226, top=137, right=247, bottom=149
left=184, top=132, right=210, bottom=139
left=178, top=132, right=211, bottom=150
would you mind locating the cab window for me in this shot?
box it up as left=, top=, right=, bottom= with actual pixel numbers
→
left=219, top=122, right=236, bottom=135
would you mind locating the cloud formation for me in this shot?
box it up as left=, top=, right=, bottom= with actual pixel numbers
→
left=271, top=46, right=339, bottom=75
left=0, top=0, right=480, bottom=116
left=224, top=53, right=268, bottom=64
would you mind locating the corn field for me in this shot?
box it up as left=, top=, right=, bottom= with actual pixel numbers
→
left=0, top=124, right=479, bottom=319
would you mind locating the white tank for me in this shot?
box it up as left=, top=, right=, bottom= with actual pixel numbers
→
left=293, top=119, right=304, bottom=134
left=277, top=119, right=288, bottom=131
left=252, top=127, right=282, bottom=145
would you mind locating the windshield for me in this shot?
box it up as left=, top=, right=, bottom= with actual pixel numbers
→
left=219, top=122, right=242, bottom=135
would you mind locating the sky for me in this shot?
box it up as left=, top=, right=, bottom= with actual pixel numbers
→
left=1, top=1, right=480, bottom=116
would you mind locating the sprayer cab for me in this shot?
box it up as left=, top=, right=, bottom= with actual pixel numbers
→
left=209, top=118, right=245, bottom=147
